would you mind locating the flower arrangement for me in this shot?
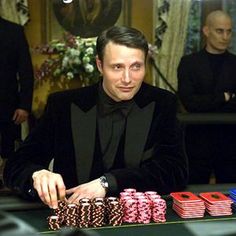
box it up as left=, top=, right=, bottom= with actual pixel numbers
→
left=35, top=33, right=101, bottom=86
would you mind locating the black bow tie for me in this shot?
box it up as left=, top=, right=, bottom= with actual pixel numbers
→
left=102, top=100, right=134, bottom=117
left=98, top=82, right=134, bottom=117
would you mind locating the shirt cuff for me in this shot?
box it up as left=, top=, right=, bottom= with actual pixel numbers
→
left=104, top=173, right=118, bottom=196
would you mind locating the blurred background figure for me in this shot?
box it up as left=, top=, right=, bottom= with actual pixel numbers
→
left=178, top=10, right=236, bottom=184
left=0, top=15, right=34, bottom=187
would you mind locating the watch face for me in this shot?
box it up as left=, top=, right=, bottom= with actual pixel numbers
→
left=103, top=181, right=108, bottom=188
left=100, top=176, right=108, bottom=189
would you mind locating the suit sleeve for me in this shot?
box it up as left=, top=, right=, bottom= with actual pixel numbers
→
left=177, top=56, right=225, bottom=112
left=16, top=26, right=34, bottom=112
left=107, top=94, right=188, bottom=195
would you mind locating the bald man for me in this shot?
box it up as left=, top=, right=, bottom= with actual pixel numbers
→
left=178, top=10, right=236, bottom=184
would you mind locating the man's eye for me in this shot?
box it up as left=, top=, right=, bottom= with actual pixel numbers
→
left=216, top=29, right=223, bottom=34
left=131, top=64, right=142, bottom=70
left=113, top=65, right=122, bottom=70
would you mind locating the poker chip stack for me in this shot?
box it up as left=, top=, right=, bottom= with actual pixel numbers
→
left=47, top=189, right=166, bottom=230
left=77, top=198, right=92, bottom=228
left=47, top=196, right=123, bottom=230
left=229, top=189, right=236, bottom=212
left=65, top=203, right=78, bottom=227
left=47, top=215, right=61, bottom=231
left=90, top=198, right=106, bottom=227
left=170, top=192, right=205, bottom=218
left=150, top=197, right=167, bottom=223
left=199, top=192, right=233, bottom=216
left=120, top=188, right=166, bottom=224
left=106, top=197, right=123, bottom=226
left=121, top=196, right=138, bottom=223
left=48, top=200, right=68, bottom=230
left=137, top=196, right=152, bottom=224
left=54, top=200, right=67, bottom=224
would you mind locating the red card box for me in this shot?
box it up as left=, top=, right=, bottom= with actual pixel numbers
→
left=171, top=192, right=203, bottom=203
left=199, top=192, right=232, bottom=204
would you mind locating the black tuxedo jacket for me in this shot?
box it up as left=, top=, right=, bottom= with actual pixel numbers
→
left=178, top=49, right=236, bottom=112
left=0, top=17, right=34, bottom=121
left=4, top=82, right=188, bottom=198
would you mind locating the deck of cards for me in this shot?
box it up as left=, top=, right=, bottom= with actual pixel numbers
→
left=170, top=192, right=205, bottom=218
left=229, top=189, right=236, bottom=212
left=199, top=192, right=233, bottom=216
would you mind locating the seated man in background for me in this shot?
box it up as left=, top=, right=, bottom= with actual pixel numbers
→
left=178, top=10, right=236, bottom=184
left=4, top=26, right=187, bottom=209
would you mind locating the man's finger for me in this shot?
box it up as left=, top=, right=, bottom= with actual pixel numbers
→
left=48, top=184, right=58, bottom=209
left=41, top=181, right=52, bottom=208
left=65, top=187, right=77, bottom=195
left=56, top=180, right=66, bottom=201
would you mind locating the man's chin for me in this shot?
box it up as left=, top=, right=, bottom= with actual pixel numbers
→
left=119, top=94, right=135, bottom=101
left=217, top=45, right=228, bottom=52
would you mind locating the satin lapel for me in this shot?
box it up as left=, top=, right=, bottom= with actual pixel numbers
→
left=71, top=103, right=96, bottom=184
left=125, top=102, right=155, bottom=167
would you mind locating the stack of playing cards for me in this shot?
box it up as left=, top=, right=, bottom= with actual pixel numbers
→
left=229, top=189, right=236, bottom=212
left=170, top=192, right=205, bottom=218
left=199, top=192, right=233, bottom=216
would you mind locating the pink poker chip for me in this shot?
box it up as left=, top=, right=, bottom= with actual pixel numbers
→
left=145, top=191, right=158, bottom=195
left=120, top=192, right=132, bottom=198
left=123, top=188, right=137, bottom=194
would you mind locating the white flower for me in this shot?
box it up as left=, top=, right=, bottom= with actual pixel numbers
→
left=85, top=47, right=94, bottom=55
left=36, top=33, right=100, bottom=85
left=85, top=64, right=94, bottom=73
left=73, top=57, right=81, bottom=65
left=53, top=68, right=61, bottom=77
left=82, top=55, right=91, bottom=64
left=68, top=48, right=80, bottom=56
left=54, top=43, right=65, bottom=51
left=66, top=72, right=74, bottom=79
left=62, top=56, right=69, bottom=68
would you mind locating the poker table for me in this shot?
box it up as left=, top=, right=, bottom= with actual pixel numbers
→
left=177, top=113, right=236, bottom=124
left=1, top=184, right=236, bottom=236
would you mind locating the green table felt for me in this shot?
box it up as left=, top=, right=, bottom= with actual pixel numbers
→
left=2, top=183, right=236, bottom=236
left=10, top=200, right=236, bottom=236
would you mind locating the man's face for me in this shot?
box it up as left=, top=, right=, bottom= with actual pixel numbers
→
left=96, top=42, right=146, bottom=102
left=204, top=16, right=232, bottom=54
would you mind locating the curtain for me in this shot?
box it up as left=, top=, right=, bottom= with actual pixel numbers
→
left=153, top=0, right=191, bottom=91
left=0, top=0, right=29, bottom=25
left=223, top=0, right=236, bottom=54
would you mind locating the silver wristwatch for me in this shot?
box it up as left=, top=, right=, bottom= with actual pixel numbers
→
left=99, top=176, right=109, bottom=191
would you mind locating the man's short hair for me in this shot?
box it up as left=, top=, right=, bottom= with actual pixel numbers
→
left=96, top=26, right=149, bottom=62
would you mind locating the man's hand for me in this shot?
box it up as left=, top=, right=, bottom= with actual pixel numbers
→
left=32, top=169, right=66, bottom=209
left=66, top=178, right=106, bottom=204
left=13, top=109, right=29, bottom=125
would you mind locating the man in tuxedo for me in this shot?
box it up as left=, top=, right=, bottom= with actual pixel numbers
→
left=0, top=17, right=34, bottom=178
left=178, top=10, right=236, bottom=184
left=4, top=26, right=187, bottom=209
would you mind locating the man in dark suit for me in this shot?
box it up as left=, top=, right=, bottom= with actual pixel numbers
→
left=178, top=10, right=236, bottom=184
left=4, top=26, right=187, bottom=209
left=0, top=17, right=34, bottom=171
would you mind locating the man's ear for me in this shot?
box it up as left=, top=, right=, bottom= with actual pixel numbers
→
left=96, top=56, right=103, bottom=74
left=202, top=25, right=209, bottom=37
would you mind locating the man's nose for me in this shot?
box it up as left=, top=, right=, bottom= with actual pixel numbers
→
left=223, top=31, right=231, bottom=41
left=122, top=69, right=131, bottom=83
